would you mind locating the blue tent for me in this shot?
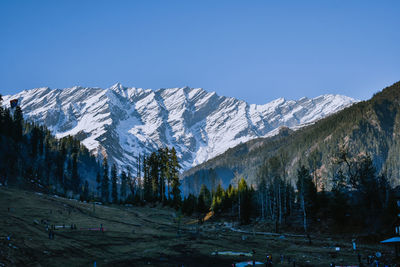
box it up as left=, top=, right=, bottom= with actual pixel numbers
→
left=381, top=237, right=400, bottom=243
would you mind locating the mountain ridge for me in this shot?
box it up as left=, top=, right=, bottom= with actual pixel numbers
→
left=2, top=84, right=356, bottom=172
left=181, top=81, right=400, bottom=195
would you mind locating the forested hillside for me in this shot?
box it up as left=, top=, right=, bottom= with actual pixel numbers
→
left=0, top=94, right=183, bottom=208
left=182, top=81, right=400, bottom=194
left=0, top=95, right=101, bottom=198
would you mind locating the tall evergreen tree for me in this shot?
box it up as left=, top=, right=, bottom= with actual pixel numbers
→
left=170, top=147, right=181, bottom=208
left=238, top=178, right=252, bottom=224
left=96, top=171, right=101, bottom=198
left=159, top=147, right=169, bottom=202
left=135, top=156, right=142, bottom=201
left=149, top=152, right=159, bottom=201
left=56, top=141, right=67, bottom=191
left=71, top=151, right=80, bottom=193
left=143, top=155, right=152, bottom=201
left=82, top=180, right=89, bottom=201
left=198, top=184, right=211, bottom=213
left=101, top=158, right=109, bottom=203
left=211, top=183, right=225, bottom=213
left=127, top=167, right=136, bottom=201
left=13, top=106, right=23, bottom=142
left=120, top=170, right=127, bottom=202
left=111, top=163, right=118, bottom=203
left=225, top=184, right=236, bottom=215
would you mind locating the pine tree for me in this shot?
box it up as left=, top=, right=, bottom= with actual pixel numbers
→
left=170, top=147, right=181, bottom=208
left=198, top=184, right=211, bottom=213
left=127, top=167, right=136, bottom=202
left=211, top=183, right=225, bottom=213
left=30, top=125, right=40, bottom=158
left=225, top=184, right=236, bottom=216
left=56, top=141, right=67, bottom=191
left=182, top=194, right=196, bottom=216
left=135, top=156, right=144, bottom=202
left=136, top=155, right=142, bottom=201
left=238, top=178, right=252, bottom=224
left=13, top=106, right=23, bottom=142
left=120, top=170, right=127, bottom=202
left=96, top=171, right=101, bottom=198
left=43, top=136, right=52, bottom=189
left=159, top=148, right=169, bottom=202
left=101, top=158, right=109, bottom=203
left=143, top=155, right=152, bottom=201
left=111, top=163, right=118, bottom=204
left=149, top=152, right=159, bottom=201
left=82, top=180, right=89, bottom=201
left=71, top=151, right=80, bottom=193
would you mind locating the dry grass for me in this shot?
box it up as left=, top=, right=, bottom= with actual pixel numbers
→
left=0, top=187, right=394, bottom=266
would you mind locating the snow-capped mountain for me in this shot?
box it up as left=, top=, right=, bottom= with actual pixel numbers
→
left=2, top=84, right=356, bottom=171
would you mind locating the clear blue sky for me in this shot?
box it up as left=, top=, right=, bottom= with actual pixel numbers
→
left=0, top=0, right=399, bottom=104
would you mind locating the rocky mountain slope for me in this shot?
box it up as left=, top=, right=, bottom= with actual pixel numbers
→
left=182, top=81, right=400, bottom=195
left=2, top=84, right=355, bottom=171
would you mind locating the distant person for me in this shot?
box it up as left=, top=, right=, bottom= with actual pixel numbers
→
left=265, top=255, right=272, bottom=267
left=49, top=229, right=54, bottom=240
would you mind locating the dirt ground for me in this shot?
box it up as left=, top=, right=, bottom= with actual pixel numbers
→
left=0, top=186, right=395, bottom=266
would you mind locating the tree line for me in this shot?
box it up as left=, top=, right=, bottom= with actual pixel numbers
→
left=0, top=95, right=101, bottom=197
left=2, top=93, right=397, bottom=234
left=95, top=147, right=182, bottom=209
left=182, top=178, right=254, bottom=224
left=0, top=95, right=183, bottom=210
left=181, top=149, right=397, bottom=234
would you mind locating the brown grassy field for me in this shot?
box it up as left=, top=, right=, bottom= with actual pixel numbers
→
left=0, top=186, right=394, bottom=266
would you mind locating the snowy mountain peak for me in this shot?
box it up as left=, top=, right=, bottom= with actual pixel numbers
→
left=2, top=86, right=357, bottom=171
left=109, top=82, right=125, bottom=91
